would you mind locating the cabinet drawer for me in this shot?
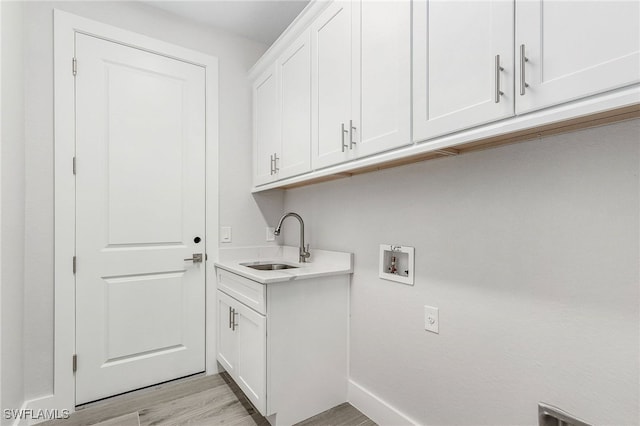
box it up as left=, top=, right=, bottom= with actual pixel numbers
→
left=216, top=269, right=266, bottom=315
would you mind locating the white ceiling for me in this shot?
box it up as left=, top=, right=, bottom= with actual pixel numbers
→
left=143, top=1, right=311, bottom=46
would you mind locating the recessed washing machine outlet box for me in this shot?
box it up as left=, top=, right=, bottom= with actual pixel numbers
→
left=379, top=244, right=414, bottom=285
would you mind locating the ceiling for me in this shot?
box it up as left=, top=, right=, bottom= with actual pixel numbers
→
left=144, top=1, right=311, bottom=46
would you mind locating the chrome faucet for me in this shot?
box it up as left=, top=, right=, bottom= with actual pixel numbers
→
left=274, top=212, right=311, bottom=263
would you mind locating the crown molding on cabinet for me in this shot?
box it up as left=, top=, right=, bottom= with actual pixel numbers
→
left=248, top=0, right=331, bottom=81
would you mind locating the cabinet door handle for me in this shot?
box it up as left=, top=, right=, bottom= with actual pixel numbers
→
left=349, top=120, right=356, bottom=149
left=341, top=123, right=349, bottom=152
left=228, top=306, right=232, bottom=329
left=232, top=311, right=239, bottom=331
left=269, top=154, right=274, bottom=175
left=519, top=44, right=529, bottom=96
left=273, top=153, right=279, bottom=173
left=495, top=54, right=504, bottom=103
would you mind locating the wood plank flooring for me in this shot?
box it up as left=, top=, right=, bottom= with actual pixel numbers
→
left=40, top=373, right=375, bottom=426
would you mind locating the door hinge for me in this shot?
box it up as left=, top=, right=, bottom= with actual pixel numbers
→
left=72, top=57, right=77, bottom=76
left=72, top=354, right=77, bottom=373
left=73, top=256, right=76, bottom=274
left=72, top=157, right=76, bottom=175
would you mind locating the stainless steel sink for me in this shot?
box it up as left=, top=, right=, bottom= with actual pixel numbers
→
left=243, top=263, right=298, bottom=271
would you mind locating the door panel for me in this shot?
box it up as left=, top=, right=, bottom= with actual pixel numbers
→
left=355, top=0, right=411, bottom=156
left=75, top=33, right=206, bottom=405
left=217, top=291, right=238, bottom=375
left=279, top=30, right=312, bottom=179
left=235, top=301, right=267, bottom=414
left=254, top=66, right=280, bottom=185
left=516, top=0, right=640, bottom=114
left=413, top=0, right=514, bottom=141
left=312, top=1, right=353, bottom=169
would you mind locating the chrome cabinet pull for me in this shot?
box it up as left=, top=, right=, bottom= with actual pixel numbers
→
left=349, top=120, right=356, bottom=149
left=184, top=253, right=203, bottom=263
left=273, top=153, right=279, bottom=173
left=495, top=54, right=504, bottom=103
left=520, top=44, right=529, bottom=96
left=228, top=306, right=232, bottom=329
left=269, top=154, right=274, bottom=175
left=341, top=123, right=349, bottom=152
left=232, top=310, right=239, bottom=331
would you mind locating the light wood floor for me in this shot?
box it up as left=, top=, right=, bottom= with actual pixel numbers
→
left=40, top=373, right=376, bottom=426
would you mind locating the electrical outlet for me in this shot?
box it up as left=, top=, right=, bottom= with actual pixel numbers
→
left=424, top=305, right=439, bottom=334
left=220, top=226, right=232, bottom=243
left=266, top=227, right=275, bottom=242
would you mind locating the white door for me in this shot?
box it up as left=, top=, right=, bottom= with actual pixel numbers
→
left=278, top=30, right=312, bottom=180
left=253, top=65, right=280, bottom=186
left=312, top=1, right=353, bottom=169
left=516, top=0, right=640, bottom=114
left=75, top=33, right=206, bottom=405
left=413, top=0, right=514, bottom=142
left=353, top=0, right=411, bottom=157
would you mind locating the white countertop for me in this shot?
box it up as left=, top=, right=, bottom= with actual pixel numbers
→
left=214, top=246, right=353, bottom=284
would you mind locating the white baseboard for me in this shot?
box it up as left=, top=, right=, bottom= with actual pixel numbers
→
left=11, top=394, right=70, bottom=426
left=348, top=380, right=419, bottom=426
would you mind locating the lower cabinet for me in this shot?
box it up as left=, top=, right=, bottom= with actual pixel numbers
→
left=216, top=268, right=349, bottom=426
left=217, top=290, right=267, bottom=413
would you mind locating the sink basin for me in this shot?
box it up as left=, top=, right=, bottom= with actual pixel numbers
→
left=243, top=263, right=299, bottom=271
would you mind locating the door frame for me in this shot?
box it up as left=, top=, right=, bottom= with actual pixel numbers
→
left=51, top=10, right=219, bottom=413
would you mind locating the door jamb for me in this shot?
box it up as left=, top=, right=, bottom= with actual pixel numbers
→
left=49, top=9, right=219, bottom=413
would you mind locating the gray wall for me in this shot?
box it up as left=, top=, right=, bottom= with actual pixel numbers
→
left=1, top=1, right=25, bottom=422
left=283, top=120, right=640, bottom=425
left=21, top=1, right=281, bottom=401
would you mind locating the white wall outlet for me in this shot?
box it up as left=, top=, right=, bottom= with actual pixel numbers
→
left=266, top=227, right=275, bottom=242
left=220, top=226, right=232, bottom=243
left=424, top=305, right=439, bottom=334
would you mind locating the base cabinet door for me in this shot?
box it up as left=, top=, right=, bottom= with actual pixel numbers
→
left=235, top=299, right=267, bottom=414
left=516, top=0, right=640, bottom=114
left=216, top=290, right=267, bottom=415
left=413, top=0, right=514, bottom=142
left=216, top=291, right=237, bottom=376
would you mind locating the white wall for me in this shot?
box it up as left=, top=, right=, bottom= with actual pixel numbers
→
left=283, top=120, right=640, bottom=425
left=1, top=1, right=26, bottom=422
left=22, top=1, right=282, bottom=401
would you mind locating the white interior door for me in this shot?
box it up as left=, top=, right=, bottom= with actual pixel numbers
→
left=75, top=33, right=206, bottom=405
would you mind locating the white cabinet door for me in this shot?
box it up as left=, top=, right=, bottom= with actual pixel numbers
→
left=216, top=290, right=266, bottom=415
left=516, top=0, right=640, bottom=114
left=312, top=1, right=353, bottom=169
left=278, top=30, right=312, bottom=179
left=413, top=0, right=514, bottom=142
left=353, top=0, right=411, bottom=157
left=253, top=65, right=280, bottom=186
left=235, top=300, right=267, bottom=415
left=216, top=291, right=237, bottom=376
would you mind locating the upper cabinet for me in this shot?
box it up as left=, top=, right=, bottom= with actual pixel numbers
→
left=253, top=31, right=312, bottom=186
left=413, top=0, right=515, bottom=141
left=253, top=65, right=280, bottom=186
left=278, top=31, right=312, bottom=179
left=311, top=0, right=411, bottom=169
left=250, top=0, right=639, bottom=190
left=515, top=0, right=640, bottom=114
